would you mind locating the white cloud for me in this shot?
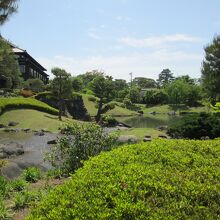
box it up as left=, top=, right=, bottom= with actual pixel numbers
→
left=119, top=34, right=203, bottom=48
left=115, top=16, right=131, bottom=21
left=38, top=49, right=202, bottom=81
left=88, top=28, right=101, bottom=40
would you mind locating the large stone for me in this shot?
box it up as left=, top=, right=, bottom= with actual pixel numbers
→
left=0, top=142, right=24, bottom=159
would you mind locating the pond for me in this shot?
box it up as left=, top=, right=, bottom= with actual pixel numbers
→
left=117, top=114, right=181, bottom=129
left=0, top=131, right=58, bottom=179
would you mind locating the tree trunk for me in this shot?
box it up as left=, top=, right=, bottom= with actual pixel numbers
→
left=58, top=99, right=63, bottom=121
left=95, top=100, right=103, bottom=123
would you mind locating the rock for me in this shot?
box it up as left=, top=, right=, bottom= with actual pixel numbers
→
left=137, top=110, right=144, bottom=114
left=144, top=135, right=151, bottom=138
left=0, top=124, right=6, bottom=128
left=0, top=142, right=24, bottom=159
left=47, top=139, right=57, bottom=145
left=8, top=121, right=19, bottom=126
left=34, top=130, right=45, bottom=136
left=143, top=137, right=152, bottom=142
left=168, top=111, right=176, bottom=116
left=158, top=135, right=168, bottom=139
left=201, top=136, right=210, bottom=140
left=4, top=128, right=19, bottom=133
left=22, top=128, right=31, bottom=133
left=118, top=135, right=139, bottom=144
left=157, top=125, right=168, bottom=131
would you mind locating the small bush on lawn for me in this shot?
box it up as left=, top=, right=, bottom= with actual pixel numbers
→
left=22, top=167, right=41, bottom=183
left=0, top=197, right=12, bottom=220
left=46, top=122, right=117, bottom=174
left=0, top=176, right=8, bottom=197
left=101, top=115, right=117, bottom=127
left=167, top=112, right=220, bottom=139
left=88, top=95, right=97, bottom=102
left=13, top=190, right=44, bottom=210
left=27, top=139, right=220, bottom=219
left=10, top=179, right=28, bottom=192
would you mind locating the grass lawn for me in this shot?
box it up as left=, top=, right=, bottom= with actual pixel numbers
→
left=0, top=109, right=74, bottom=132
left=116, top=127, right=166, bottom=139
left=82, top=94, right=137, bottom=117
left=139, top=104, right=208, bottom=115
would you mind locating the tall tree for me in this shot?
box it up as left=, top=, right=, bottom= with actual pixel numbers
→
left=0, top=0, right=19, bottom=25
left=157, top=68, right=175, bottom=87
left=202, top=35, right=220, bottom=101
left=51, top=67, right=72, bottom=121
left=0, top=38, right=21, bottom=88
left=89, top=73, right=115, bottom=122
left=133, top=77, right=157, bottom=89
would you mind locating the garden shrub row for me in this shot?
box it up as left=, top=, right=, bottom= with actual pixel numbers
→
left=28, top=139, right=220, bottom=219
left=0, top=97, right=58, bottom=115
left=168, top=112, right=220, bottom=139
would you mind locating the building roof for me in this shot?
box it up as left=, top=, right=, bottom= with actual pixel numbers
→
left=0, top=35, right=48, bottom=73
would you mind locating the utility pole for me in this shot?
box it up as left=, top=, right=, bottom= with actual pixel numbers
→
left=129, top=72, right=133, bottom=99
left=129, top=72, right=133, bottom=88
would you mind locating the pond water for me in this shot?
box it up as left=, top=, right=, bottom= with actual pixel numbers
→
left=117, top=114, right=181, bottom=128
left=0, top=131, right=58, bottom=179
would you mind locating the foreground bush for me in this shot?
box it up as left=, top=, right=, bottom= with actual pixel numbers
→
left=167, top=112, right=220, bottom=139
left=0, top=97, right=58, bottom=115
left=28, top=139, right=220, bottom=219
left=46, top=122, right=117, bottom=173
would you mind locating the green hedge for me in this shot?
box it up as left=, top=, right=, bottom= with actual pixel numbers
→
left=0, top=98, right=58, bottom=115
left=28, top=139, right=220, bottom=219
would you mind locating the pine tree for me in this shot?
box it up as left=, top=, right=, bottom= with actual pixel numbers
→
left=202, top=35, right=220, bottom=101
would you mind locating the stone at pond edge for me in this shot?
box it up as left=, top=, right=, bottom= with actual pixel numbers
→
left=0, top=142, right=24, bottom=159
left=158, top=135, right=168, bottom=139
left=4, top=128, right=20, bottom=133
left=47, top=140, right=57, bottom=144
left=22, top=128, right=31, bottom=133
left=0, top=124, right=6, bottom=128
left=34, top=130, right=45, bottom=136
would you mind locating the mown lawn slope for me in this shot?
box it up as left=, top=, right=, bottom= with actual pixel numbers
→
left=0, top=109, right=73, bottom=132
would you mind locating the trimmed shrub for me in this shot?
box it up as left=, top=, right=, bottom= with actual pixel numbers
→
left=0, top=97, right=58, bottom=115
left=28, top=139, right=220, bottom=219
left=167, top=112, right=220, bottom=139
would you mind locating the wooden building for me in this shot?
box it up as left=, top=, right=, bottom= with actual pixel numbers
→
left=1, top=36, right=49, bottom=84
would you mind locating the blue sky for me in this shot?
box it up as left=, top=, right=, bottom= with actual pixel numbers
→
left=1, top=0, right=220, bottom=80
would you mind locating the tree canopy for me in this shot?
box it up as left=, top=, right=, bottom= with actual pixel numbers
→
left=157, top=68, right=175, bottom=87
left=89, top=73, right=115, bottom=122
left=0, top=38, right=21, bottom=89
left=51, top=67, right=72, bottom=120
left=202, top=35, right=220, bottom=101
left=0, top=0, right=19, bottom=25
